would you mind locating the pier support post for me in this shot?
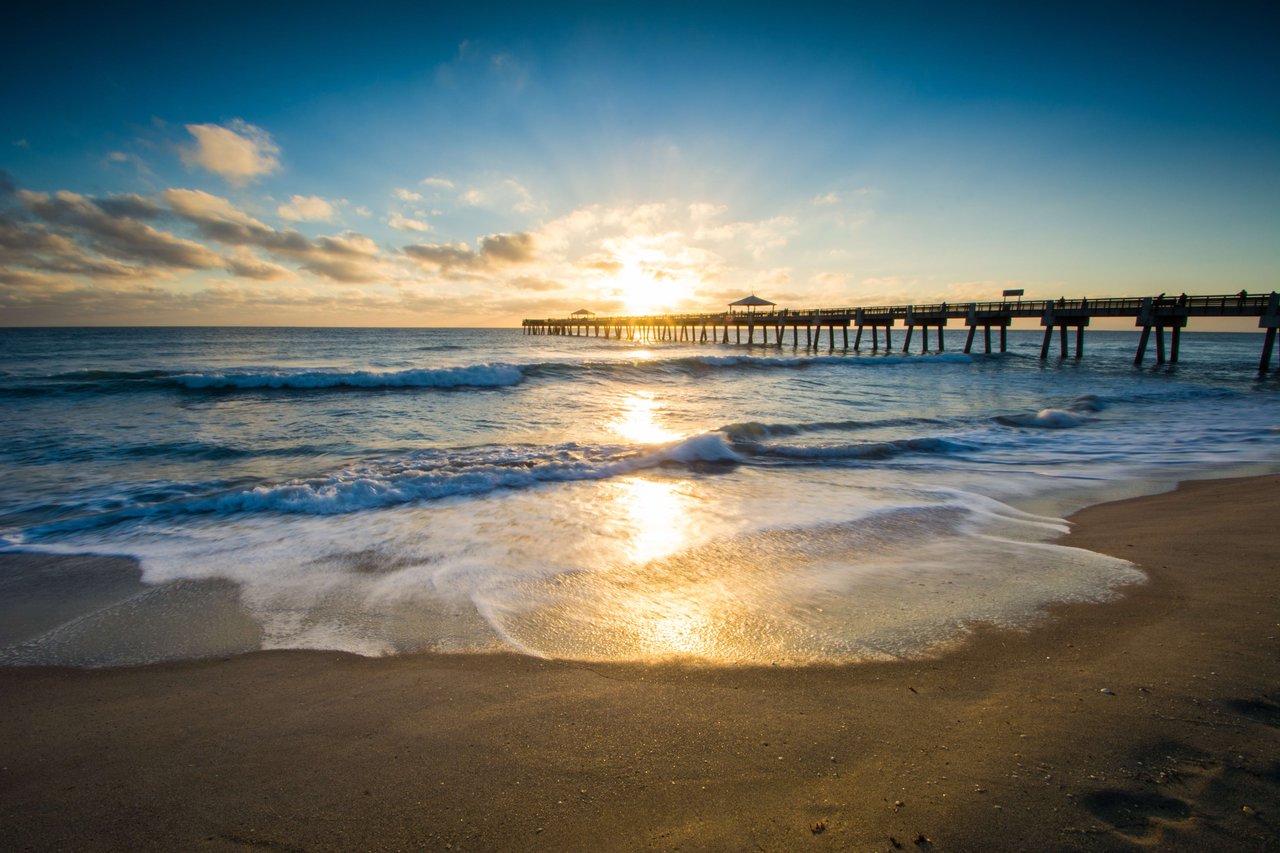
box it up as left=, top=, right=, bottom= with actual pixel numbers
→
left=1000, top=326, right=1007, bottom=352
left=792, top=326, right=798, bottom=347
left=1040, top=326, right=1053, bottom=360
left=1156, top=326, right=1166, bottom=364
left=843, top=327, right=849, bottom=350
left=1259, top=293, right=1280, bottom=372
left=964, top=326, right=976, bottom=353
left=1170, top=326, right=1180, bottom=363
left=854, top=326, right=863, bottom=351
left=871, top=326, right=878, bottom=352
left=1059, top=325, right=1068, bottom=359
left=828, top=325, right=835, bottom=349
left=986, top=326, right=993, bottom=354
left=885, top=326, right=892, bottom=350
left=903, top=325, right=913, bottom=353
left=1076, top=325, right=1084, bottom=358
left=1135, top=326, right=1152, bottom=365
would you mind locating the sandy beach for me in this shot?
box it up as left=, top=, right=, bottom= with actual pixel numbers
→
left=2, top=474, right=1278, bottom=851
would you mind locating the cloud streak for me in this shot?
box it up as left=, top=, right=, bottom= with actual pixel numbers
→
left=403, top=231, right=536, bottom=273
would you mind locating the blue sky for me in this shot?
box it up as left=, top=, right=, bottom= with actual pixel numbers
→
left=2, top=1, right=1277, bottom=325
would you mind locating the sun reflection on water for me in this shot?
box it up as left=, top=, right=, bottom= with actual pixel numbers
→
left=608, top=390, right=679, bottom=444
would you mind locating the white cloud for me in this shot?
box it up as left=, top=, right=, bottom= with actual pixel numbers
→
left=420, top=177, right=455, bottom=190
left=393, top=187, right=423, bottom=202
left=457, top=178, right=539, bottom=213
left=179, top=120, right=280, bottom=186
left=277, top=195, right=337, bottom=222
left=388, top=212, right=431, bottom=233
left=812, top=191, right=841, bottom=206
left=354, top=206, right=372, bottom=217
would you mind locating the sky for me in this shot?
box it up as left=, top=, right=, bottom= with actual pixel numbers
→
left=2, top=0, right=1277, bottom=327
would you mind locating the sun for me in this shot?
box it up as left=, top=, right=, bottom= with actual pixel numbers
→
left=607, top=236, right=699, bottom=315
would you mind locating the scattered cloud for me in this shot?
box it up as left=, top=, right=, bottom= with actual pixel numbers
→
left=179, top=120, right=281, bottom=186
left=403, top=231, right=536, bottom=273
left=277, top=194, right=337, bottom=222
left=104, top=150, right=154, bottom=179
left=812, top=191, right=840, bottom=206
left=225, top=246, right=294, bottom=281
left=420, top=177, right=455, bottom=190
left=436, top=40, right=531, bottom=92
left=20, top=189, right=225, bottom=270
left=387, top=212, right=431, bottom=232
left=457, top=177, right=539, bottom=213
left=164, top=188, right=387, bottom=282
left=393, top=187, right=423, bottom=202
left=509, top=276, right=564, bottom=291
left=480, top=231, right=536, bottom=263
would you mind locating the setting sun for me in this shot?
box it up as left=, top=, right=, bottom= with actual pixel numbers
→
left=605, top=236, right=700, bottom=315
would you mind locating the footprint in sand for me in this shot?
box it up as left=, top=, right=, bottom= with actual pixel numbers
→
left=1225, top=696, right=1280, bottom=728
left=1080, top=788, right=1194, bottom=844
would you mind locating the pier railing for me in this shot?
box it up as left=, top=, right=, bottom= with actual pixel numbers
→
left=523, top=292, right=1280, bottom=372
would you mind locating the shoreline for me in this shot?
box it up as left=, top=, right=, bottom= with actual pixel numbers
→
left=2, top=475, right=1279, bottom=850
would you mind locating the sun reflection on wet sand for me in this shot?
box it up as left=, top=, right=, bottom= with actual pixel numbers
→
left=612, top=477, right=692, bottom=564
left=639, top=598, right=715, bottom=657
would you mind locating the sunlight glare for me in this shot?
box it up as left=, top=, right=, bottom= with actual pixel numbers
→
left=611, top=477, right=691, bottom=564
left=608, top=237, right=698, bottom=314
left=608, top=391, right=680, bottom=444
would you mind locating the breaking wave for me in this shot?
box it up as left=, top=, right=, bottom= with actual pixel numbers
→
left=994, top=395, right=1107, bottom=429
left=4, top=424, right=973, bottom=541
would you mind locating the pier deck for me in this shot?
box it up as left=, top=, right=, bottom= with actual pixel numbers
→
left=523, top=292, right=1280, bottom=372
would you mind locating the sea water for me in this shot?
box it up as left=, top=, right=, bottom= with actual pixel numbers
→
left=1, top=326, right=1277, bottom=667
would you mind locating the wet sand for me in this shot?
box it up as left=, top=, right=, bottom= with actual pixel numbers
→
left=2, top=475, right=1278, bottom=851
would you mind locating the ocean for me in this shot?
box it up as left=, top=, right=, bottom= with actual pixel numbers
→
left=2, top=326, right=1277, bottom=667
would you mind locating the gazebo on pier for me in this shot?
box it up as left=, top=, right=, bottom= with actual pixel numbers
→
left=728, top=294, right=776, bottom=314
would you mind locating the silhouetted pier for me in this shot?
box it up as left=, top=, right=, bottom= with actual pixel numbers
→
left=523, top=292, right=1280, bottom=372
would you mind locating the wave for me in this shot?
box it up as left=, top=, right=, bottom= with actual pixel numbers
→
left=994, top=395, right=1106, bottom=429
left=721, top=417, right=943, bottom=441
left=0, top=351, right=975, bottom=398
left=5, top=426, right=973, bottom=540
left=735, top=436, right=970, bottom=460
left=174, top=364, right=526, bottom=390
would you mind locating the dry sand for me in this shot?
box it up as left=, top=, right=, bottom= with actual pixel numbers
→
left=2, top=475, right=1278, bottom=851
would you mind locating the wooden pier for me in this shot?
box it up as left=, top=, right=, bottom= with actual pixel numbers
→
left=523, top=292, right=1280, bottom=373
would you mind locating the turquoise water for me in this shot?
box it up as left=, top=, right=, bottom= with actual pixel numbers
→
left=2, top=326, right=1277, bottom=666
